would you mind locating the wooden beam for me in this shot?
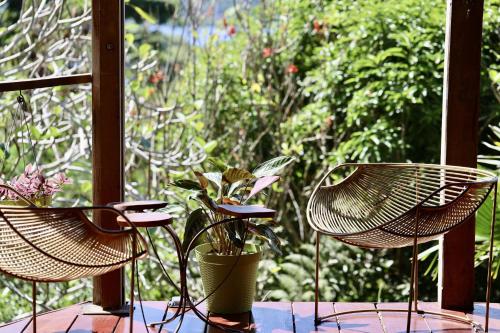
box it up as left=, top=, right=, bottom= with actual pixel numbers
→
left=439, top=0, right=484, bottom=311
left=0, top=74, right=92, bottom=92
left=91, top=0, right=125, bottom=309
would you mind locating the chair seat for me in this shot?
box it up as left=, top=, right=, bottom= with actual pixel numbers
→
left=0, top=207, right=146, bottom=282
left=307, top=163, right=497, bottom=248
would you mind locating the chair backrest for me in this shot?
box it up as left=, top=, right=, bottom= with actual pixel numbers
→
left=307, top=163, right=497, bottom=237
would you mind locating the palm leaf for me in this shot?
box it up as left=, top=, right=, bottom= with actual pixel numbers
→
left=476, top=191, right=500, bottom=243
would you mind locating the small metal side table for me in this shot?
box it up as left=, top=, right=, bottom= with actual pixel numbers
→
left=307, top=163, right=498, bottom=333
left=115, top=200, right=276, bottom=333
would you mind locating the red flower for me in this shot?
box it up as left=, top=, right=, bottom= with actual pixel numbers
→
left=313, top=20, right=322, bottom=33
left=262, top=47, right=273, bottom=58
left=227, top=25, right=236, bottom=37
left=149, top=70, right=165, bottom=84
left=287, top=64, right=299, bottom=74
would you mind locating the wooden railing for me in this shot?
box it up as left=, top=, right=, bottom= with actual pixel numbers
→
left=0, top=74, right=92, bottom=92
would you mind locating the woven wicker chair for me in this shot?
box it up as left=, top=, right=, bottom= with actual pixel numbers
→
left=307, top=163, right=498, bottom=332
left=0, top=184, right=147, bottom=333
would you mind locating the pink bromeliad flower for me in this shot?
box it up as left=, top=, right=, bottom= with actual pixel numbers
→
left=1, top=164, right=71, bottom=200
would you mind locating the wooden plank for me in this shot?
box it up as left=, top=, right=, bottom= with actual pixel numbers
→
left=160, top=302, right=207, bottom=333
left=22, top=304, right=81, bottom=333
left=113, top=301, right=167, bottom=333
left=206, top=312, right=251, bottom=333
left=0, top=74, right=92, bottom=92
left=1, top=302, right=500, bottom=332
left=465, top=302, right=500, bottom=331
left=250, top=302, right=293, bottom=333
left=376, top=302, right=429, bottom=333
left=67, top=314, right=120, bottom=333
left=0, top=317, right=31, bottom=333
left=292, top=302, right=339, bottom=333
left=418, top=302, right=470, bottom=332
left=334, top=302, right=383, bottom=333
left=439, top=0, right=485, bottom=310
left=91, top=0, right=126, bottom=309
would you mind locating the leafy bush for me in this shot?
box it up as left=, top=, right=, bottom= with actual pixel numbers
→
left=0, top=0, right=499, bottom=323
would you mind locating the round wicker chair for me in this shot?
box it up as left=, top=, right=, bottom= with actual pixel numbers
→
left=307, top=163, right=498, bottom=332
left=0, top=184, right=147, bottom=333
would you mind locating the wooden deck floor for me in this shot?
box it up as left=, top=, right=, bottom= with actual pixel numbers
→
left=1, top=301, right=499, bottom=333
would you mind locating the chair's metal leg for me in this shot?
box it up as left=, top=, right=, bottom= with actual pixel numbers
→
left=32, top=281, right=36, bottom=333
left=485, top=183, right=497, bottom=333
left=414, top=244, right=419, bottom=312
left=157, top=304, right=169, bottom=333
left=315, top=232, right=320, bottom=326
left=129, top=233, right=137, bottom=333
left=407, top=208, right=420, bottom=333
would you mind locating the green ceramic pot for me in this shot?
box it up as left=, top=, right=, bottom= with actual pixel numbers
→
left=0, top=195, right=52, bottom=207
left=195, top=243, right=262, bottom=314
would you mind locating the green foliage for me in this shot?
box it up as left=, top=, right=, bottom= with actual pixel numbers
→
left=419, top=123, right=500, bottom=297
left=182, top=207, right=208, bottom=251
left=476, top=124, right=500, bottom=282
left=173, top=156, right=291, bottom=256
left=0, top=0, right=499, bottom=324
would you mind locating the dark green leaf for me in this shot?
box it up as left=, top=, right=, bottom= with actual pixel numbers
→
left=182, top=208, right=208, bottom=252
left=172, top=179, right=203, bottom=191
left=225, top=219, right=246, bottom=249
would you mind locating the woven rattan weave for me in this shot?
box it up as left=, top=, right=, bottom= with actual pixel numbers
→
left=0, top=184, right=147, bottom=333
left=307, top=163, right=498, bottom=332
left=0, top=206, right=147, bottom=282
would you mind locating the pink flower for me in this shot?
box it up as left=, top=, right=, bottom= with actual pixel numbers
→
left=287, top=64, right=299, bottom=74
left=52, top=172, right=72, bottom=185
left=24, top=163, right=35, bottom=175
left=1, top=166, right=71, bottom=200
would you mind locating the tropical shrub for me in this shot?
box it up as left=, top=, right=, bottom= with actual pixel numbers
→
left=0, top=0, right=499, bottom=323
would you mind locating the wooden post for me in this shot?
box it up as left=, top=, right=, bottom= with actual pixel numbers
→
left=92, top=0, right=125, bottom=309
left=439, top=0, right=484, bottom=310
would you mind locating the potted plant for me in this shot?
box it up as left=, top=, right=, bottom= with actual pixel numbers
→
left=173, top=156, right=293, bottom=314
left=0, top=164, right=71, bottom=207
